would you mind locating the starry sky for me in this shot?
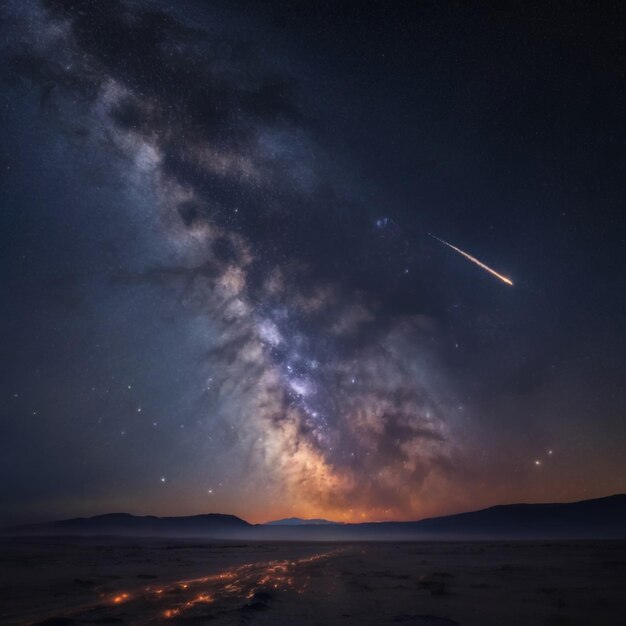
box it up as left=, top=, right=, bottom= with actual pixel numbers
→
left=1, top=0, right=625, bottom=525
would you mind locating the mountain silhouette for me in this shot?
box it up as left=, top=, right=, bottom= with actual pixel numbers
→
left=6, top=494, right=625, bottom=540
left=7, top=512, right=251, bottom=537
left=264, top=517, right=339, bottom=526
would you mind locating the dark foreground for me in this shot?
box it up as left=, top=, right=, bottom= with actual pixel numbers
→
left=1, top=539, right=624, bottom=625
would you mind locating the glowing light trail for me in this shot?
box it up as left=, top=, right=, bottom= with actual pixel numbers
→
left=429, top=234, right=513, bottom=286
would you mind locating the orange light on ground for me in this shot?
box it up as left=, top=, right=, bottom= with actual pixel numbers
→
left=112, top=593, right=129, bottom=604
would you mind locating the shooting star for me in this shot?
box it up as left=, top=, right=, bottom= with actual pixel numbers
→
left=429, top=234, right=513, bottom=286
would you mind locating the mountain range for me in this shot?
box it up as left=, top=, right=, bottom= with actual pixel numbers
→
left=5, top=494, right=625, bottom=540
left=265, top=517, right=338, bottom=526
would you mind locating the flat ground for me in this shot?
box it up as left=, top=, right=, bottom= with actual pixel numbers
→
left=0, top=538, right=624, bottom=625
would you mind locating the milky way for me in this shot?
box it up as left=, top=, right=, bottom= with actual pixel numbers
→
left=3, top=0, right=626, bottom=524
left=1, top=0, right=462, bottom=521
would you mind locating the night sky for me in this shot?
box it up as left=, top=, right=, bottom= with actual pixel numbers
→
left=1, top=0, right=625, bottom=526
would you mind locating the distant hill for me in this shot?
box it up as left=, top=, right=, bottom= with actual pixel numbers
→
left=265, top=517, right=339, bottom=526
left=352, top=493, right=626, bottom=540
left=5, top=494, right=626, bottom=540
left=6, top=512, right=251, bottom=538
left=400, top=493, right=626, bottom=539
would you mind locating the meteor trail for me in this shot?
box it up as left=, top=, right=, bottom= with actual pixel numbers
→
left=429, top=234, right=513, bottom=286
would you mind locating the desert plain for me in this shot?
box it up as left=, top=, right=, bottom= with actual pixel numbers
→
left=1, top=538, right=625, bottom=625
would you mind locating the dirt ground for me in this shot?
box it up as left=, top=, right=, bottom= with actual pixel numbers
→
left=1, top=538, right=625, bottom=625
